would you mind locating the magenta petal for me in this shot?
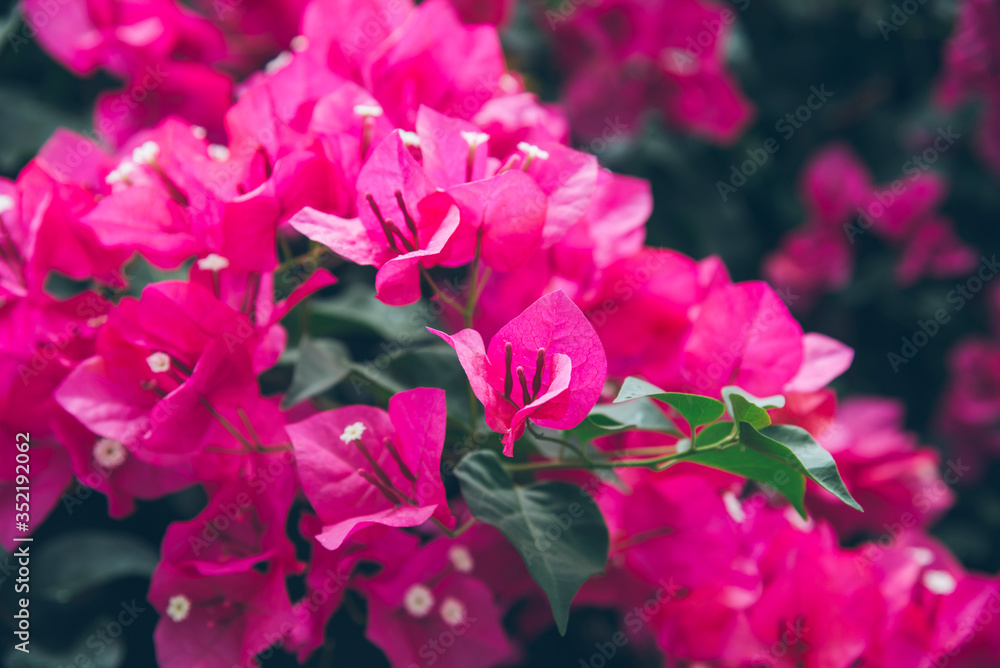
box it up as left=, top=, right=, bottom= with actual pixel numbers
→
left=445, top=170, right=546, bottom=272
left=784, top=333, right=855, bottom=393
left=503, top=352, right=573, bottom=456
left=290, top=208, right=388, bottom=267
left=373, top=201, right=460, bottom=306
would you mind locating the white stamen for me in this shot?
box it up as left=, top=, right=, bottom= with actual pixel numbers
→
left=290, top=35, right=309, bottom=52
left=265, top=51, right=293, bottom=74
left=398, top=130, right=421, bottom=147
left=207, top=144, right=230, bottom=162
left=723, top=491, right=746, bottom=524
left=517, top=142, right=549, bottom=161
left=131, top=141, right=160, bottom=165
left=404, top=584, right=434, bottom=618
left=353, top=104, right=383, bottom=118
left=86, top=315, right=108, bottom=328
left=909, top=547, right=935, bottom=566
left=191, top=125, right=208, bottom=140
left=146, top=352, right=171, bottom=374
left=105, top=161, right=136, bottom=185
left=197, top=253, right=230, bottom=271
left=340, top=422, right=366, bottom=443
left=439, top=597, right=467, bottom=626
left=460, top=131, right=490, bottom=149
left=0, top=194, right=13, bottom=213
left=923, top=570, right=957, bottom=595
left=93, top=438, right=127, bottom=469
left=448, top=545, right=474, bottom=573
left=166, top=594, right=191, bottom=622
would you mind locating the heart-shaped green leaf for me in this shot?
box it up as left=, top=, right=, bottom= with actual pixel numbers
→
left=455, top=451, right=609, bottom=635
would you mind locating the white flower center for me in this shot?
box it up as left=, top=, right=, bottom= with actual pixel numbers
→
left=207, top=144, right=230, bottom=162
left=517, top=142, right=549, bottom=161
left=399, top=130, right=421, bottom=147
left=439, top=597, right=467, bottom=626
left=105, top=161, right=136, bottom=185
left=290, top=35, right=309, bottom=52
left=131, top=141, right=160, bottom=165
left=448, top=545, right=474, bottom=573
left=265, top=50, right=293, bottom=74
left=197, top=253, right=230, bottom=271
left=353, top=104, right=384, bottom=118
left=166, top=594, right=191, bottom=622
left=87, top=315, right=108, bottom=328
left=909, top=547, right=935, bottom=566
left=146, top=352, right=171, bottom=374
left=191, top=125, right=207, bottom=140
left=0, top=194, right=13, bottom=213
left=722, top=491, right=746, bottom=524
left=93, top=438, right=127, bottom=469
left=404, top=584, right=434, bottom=618
left=340, top=422, right=366, bottom=443
left=923, top=570, right=957, bottom=595
left=460, top=131, right=490, bottom=149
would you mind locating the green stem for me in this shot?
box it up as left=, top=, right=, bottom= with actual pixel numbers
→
left=432, top=516, right=477, bottom=538
left=419, top=266, right=465, bottom=313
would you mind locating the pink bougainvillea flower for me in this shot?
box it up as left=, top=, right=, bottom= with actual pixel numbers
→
left=895, top=217, right=979, bottom=287
left=290, top=130, right=461, bottom=305
left=430, top=290, right=608, bottom=455
left=149, top=560, right=296, bottom=668
left=800, top=143, right=874, bottom=228
left=287, top=387, right=455, bottom=550
left=681, top=281, right=804, bottom=397
left=449, top=0, right=516, bottom=26
left=288, top=519, right=421, bottom=662
left=762, top=227, right=853, bottom=311
left=160, top=468, right=299, bottom=576
left=360, top=537, right=514, bottom=668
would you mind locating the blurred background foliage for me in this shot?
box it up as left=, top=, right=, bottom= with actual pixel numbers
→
left=2, top=0, right=999, bottom=666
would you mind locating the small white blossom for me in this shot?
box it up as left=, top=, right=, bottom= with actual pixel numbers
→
left=404, top=584, right=434, bottom=618
left=290, top=35, right=309, bottom=52
left=353, top=104, right=384, bottom=118
left=93, top=438, right=127, bottom=469
left=909, top=547, right=935, bottom=566
left=197, top=253, right=230, bottom=271
left=923, top=570, right=957, bottom=595
left=448, top=545, right=474, bottom=573
left=517, top=142, right=549, bottom=161
left=439, top=597, right=467, bottom=625
left=460, top=131, right=490, bottom=149
left=146, top=352, right=171, bottom=374
left=86, top=315, right=108, bottom=328
left=207, top=144, right=231, bottom=162
left=131, top=141, right=160, bottom=165
left=166, top=595, right=192, bottom=622
left=340, top=422, right=366, bottom=443
left=191, top=125, right=208, bottom=140
left=0, top=194, right=13, bottom=213
left=399, top=130, right=421, bottom=147
left=105, top=161, right=136, bottom=185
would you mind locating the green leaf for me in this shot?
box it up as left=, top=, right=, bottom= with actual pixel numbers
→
left=35, top=531, right=158, bottom=603
left=570, top=398, right=681, bottom=443
left=684, top=448, right=808, bottom=518
left=613, top=377, right=725, bottom=430
left=721, top=387, right=784, bottom=430
left=737, top=423, right=862, bottom=514
left=281, top=337, right=352, bottom=408
left=310, top=283, right=436, bottom=341
left=693, top=420, right=736, bottom=449
left=455, top=451, right=609, bottom=635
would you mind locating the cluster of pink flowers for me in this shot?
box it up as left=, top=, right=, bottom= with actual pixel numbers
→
left=1, top=1, right=998, bottom=667
left=938, top=0, right=1000, bottom=175
left=763, top=143, right=978, bottom=310
left=542, top=0, right=755, bottom=143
